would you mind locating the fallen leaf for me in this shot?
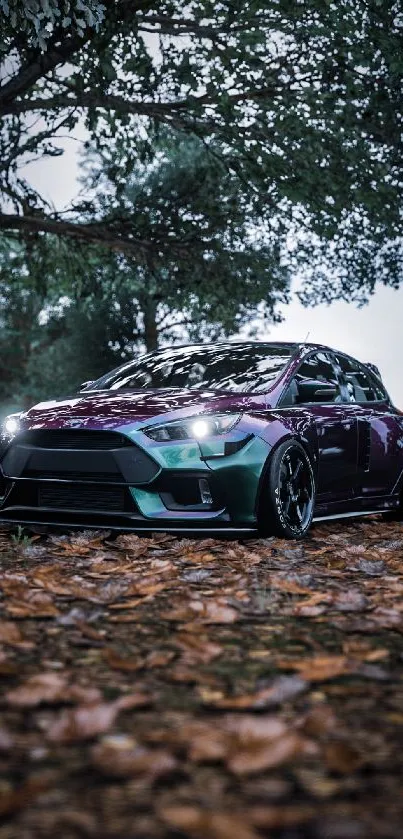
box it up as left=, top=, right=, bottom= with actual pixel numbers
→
left=102, top=648, right=145, bottom=672
left=159, top=807, right=260, bottom=839
left=249, top=805, right=317, bottom=829
left=6, top=672, right=101, bottom=708
left=163, top=597, right=238, bottom=624
left=200, top=676, right=307, bottom=709
left=47, top=693, right=150, bottom=743
left=0, top=772, right=57, bottom=817
left=324, top=740, right=365, bottom=774
left=145, top=649, right=176, bottom=668
left=0, top=621, right=24, bottom=644
left=277, top=655, right=353, bottom=682
left=91, top=736, right=177, bottom=778
left=228, top=731, right=316, bottom=775
left=174, top=632, right=223, bottom=663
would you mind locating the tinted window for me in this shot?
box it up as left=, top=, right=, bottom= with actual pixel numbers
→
left=335, top=355, right=388, bottom=403
left=90, top=344, right=295, bottom=394
left=280, top=352, right=342, bottom=406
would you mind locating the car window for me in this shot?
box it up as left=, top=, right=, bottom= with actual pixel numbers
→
left=334, top=355, right=388, bottom=403
left=90, top=344, right=295, bottom=394
left=280, top=352, right=343, bottom=406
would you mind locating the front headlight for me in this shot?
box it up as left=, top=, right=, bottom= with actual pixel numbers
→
left=1, top=414, right=21, bottom=443
left=143, top=413, right=242, bottom=442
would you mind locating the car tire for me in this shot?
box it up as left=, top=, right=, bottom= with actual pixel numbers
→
left=258, top=439, right=316, bottom=539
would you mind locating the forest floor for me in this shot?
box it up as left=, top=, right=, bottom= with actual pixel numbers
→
left=0, top=518, right=402, bottom=839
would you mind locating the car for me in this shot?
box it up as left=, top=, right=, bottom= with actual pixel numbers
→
left=0, top=341, right=402, bottom=539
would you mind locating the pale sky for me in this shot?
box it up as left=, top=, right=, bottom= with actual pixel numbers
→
left=23, top=132, right=403, bottom=408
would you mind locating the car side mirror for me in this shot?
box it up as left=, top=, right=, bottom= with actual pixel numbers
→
left=312, top=387, right=338, bottom=402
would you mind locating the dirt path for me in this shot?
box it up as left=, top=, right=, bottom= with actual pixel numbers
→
left=0, top=518, right=402, bottom=838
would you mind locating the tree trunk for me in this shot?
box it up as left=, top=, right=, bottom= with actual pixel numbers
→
left=143, top=297, right=159, bottom=352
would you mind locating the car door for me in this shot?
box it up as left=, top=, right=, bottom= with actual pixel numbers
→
left=280, top=351, right=358, bottom=501
left=334, top=354, right=403, bottom=498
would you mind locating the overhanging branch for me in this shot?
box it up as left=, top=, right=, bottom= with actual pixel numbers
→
left=0, top=213, right=192, bottom=261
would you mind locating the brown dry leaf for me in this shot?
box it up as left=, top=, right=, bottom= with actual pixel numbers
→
left=126, top=580, right=168, bottom=597
left=91, top=735, right=177, bottom=778
left=75, top=621, right=106, bottom=642
left=0, top=772, right=57, bottom=818
left=229, top=731, right=316, bottom=775
left=293, top=592, right=332, bottom=617
left=249, top=805, right=317, bottom=829
left=181, top=551, right=217, bottom=564
left=277, top=655, right=353, bottom=682
left=159, top=807, right=260, bottom=839
left=301, top=704, right=339, bottom=737
left=324, top=740, right=365, bottom=774
left=0, top=621, right=24, bottom=645
left=47, top=693, right=150, bottom=743
left=145, top=649, right=176, bottom=668
left=200, top=675, right=306, bottom=709
left=162, top=597, right=238, bottom=624
left=112, top=533, right=150, bottom=556
left=102, top=647, right=145, bottom=672
left=108, top=597, right=146, bottom=610
left=6, top=672, right=101, bottom=708
left=269, top=575, right=314, bottom=595
left=30, top=565, right=73, bottom=595
left=188, top=715, right=318, bottom=776
left=6, top=590, right=59, bottom=618
left=174, top=631, right=223, bottom=663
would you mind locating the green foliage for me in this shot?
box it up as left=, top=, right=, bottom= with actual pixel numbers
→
left=0, top=138, right=290, bottom=408
left=0, top=0, right=105, bottom=49
left=0, top=0, right=401, bottom=301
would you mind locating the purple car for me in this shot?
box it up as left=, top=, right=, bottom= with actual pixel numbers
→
left=1, top=342, right=402, bottom=538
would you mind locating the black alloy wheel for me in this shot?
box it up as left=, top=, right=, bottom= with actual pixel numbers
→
left=259, top=439, right=315, bottom=539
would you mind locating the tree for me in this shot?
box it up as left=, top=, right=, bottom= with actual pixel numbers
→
left=0, top=1, right=401, bottom=301
left=0, top=135, right=289, bottom=404
left=0, top=1, right=105, bottom=49
left=76, top=135, right=289, bottom=351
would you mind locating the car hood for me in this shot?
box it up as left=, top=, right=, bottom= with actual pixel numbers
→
left=20, top=388, right=261, bottom=431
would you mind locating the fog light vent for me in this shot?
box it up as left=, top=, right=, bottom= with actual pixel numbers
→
left=199, top=478, right=213, bottom=505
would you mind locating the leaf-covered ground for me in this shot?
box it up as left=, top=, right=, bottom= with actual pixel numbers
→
left=0, top=518, right=402, bottom=839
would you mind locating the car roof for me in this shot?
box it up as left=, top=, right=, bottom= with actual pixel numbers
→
left=140, top=340, right=344, bottom=355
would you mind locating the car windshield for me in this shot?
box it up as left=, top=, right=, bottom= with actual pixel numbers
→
left=89, top=344, right=295, bottom=395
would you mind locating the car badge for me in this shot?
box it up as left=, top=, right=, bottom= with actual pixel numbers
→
left=66, top=419, right=83, bottom=428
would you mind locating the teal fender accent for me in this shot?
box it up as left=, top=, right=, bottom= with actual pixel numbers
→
left=127, top=430, right=271, bottom=525
left=202, top=435, right=271, bottom=524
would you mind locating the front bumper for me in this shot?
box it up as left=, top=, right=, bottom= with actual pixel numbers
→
left=0, top=426, right=270, bottom=532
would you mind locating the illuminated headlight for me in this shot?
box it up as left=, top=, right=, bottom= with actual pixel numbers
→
left=1, top=415, right=21, bottom=444
left=143, top=414, right=242, bottom=442
left=4, top=417, right=20, bottom=435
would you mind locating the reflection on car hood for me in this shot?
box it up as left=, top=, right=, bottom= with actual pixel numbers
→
left=21, top=388, right=254, bottom=430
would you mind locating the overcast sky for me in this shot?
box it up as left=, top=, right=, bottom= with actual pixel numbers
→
left=24, top=133, right=403, bottom=408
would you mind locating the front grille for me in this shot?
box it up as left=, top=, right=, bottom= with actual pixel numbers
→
left=25, top=470, right=121, bottom=483
left=17, top=430, right=132, bottom=450
left=38, top=484, right=127, bottom=512
left=2, top=430, right=160, bottom=486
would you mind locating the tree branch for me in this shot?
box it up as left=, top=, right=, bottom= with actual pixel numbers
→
left=0, top=213, right=192, bottom=261
left=0, top=82, right=283, bottom=120
left=0, top=0, right=155, bottom=113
